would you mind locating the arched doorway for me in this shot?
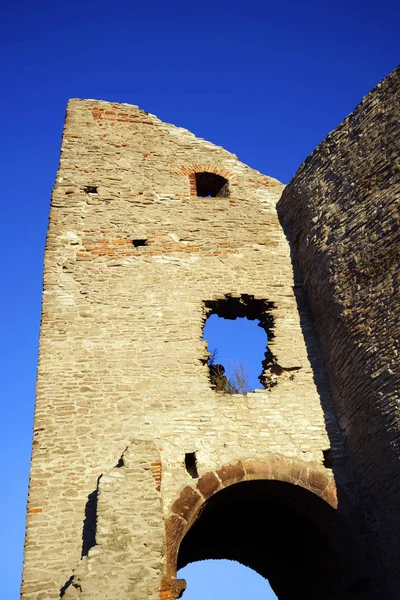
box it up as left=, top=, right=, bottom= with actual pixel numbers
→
left=165, top=458, right=369, bottom=600
left=178, top=479, right=350, bottom=598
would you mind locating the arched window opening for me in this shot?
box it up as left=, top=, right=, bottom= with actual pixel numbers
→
left=177, top=480, right=362, bottom=599
left=178, top=559, right=277, bottom=599
left=195, top=172, right=229, bottom=197
left=203, top=295, right=275, bottom=393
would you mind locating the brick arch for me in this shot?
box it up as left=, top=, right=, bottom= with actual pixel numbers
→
left=161, top=455, right=370, bottom=599
left=165, top=454, right=337, bottom=578
left=172, top=163, right=233, bottom=179
left=172, top=164, right=234, bottom=197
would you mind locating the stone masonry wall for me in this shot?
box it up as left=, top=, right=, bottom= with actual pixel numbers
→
left=23, top=99, right=358, bottom=599
left=278, top=66, right=400, bottom=597
left=63, top=440, right=166, bottom=600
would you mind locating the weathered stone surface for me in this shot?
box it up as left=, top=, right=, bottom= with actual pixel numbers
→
left=216, top=462, right=246, bottom=486
left=21, top=81, right=397, bottom=598
left=62, top=441, right=165, bottom=600
left=243, top=458, right=273, bottom=479
left=196, top=471, right=221, bottom=499
left=171, top=486, right=202, bottom=521
left=278, top=65, right=400, bottom=596
left=165, top=515, right=187, bottom=575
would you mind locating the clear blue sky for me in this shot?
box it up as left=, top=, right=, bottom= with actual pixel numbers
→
left=1, top=0, right=398, bottom=598
left=204, top=315, right=267, bottom=390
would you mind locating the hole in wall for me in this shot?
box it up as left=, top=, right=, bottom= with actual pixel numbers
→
left=323, top=449, right=332, bottom=469
left=132, top=239, right=148, bottom=247
left=203, top=295, right=276, bottom=393
left=195, top=172, right=229, bottom=197
left=185, top=453, right=199, bottom=478
left=84, top=186, right=98, bottom=194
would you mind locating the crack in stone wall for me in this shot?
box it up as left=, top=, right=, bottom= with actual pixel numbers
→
left=62, top=441, right=165, bottom=600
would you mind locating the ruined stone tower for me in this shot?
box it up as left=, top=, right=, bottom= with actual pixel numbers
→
left=22, top=66, right=399, bottom=600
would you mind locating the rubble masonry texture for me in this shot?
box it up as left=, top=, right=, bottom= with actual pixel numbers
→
left=279, top=65, right=400, bottom=597
left=22, top=68, right=398, bottom=599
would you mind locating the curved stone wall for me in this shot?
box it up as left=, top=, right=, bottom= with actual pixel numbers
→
left=278, top=66, right=400, bottom=596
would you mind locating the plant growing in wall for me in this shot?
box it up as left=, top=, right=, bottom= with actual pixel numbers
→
left=208, top=349, right=250, bottom=394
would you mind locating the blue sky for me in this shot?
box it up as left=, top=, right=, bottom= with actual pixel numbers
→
left=204, top=315, right=267, bottom=391
left=179, top=559, right=276, bottom=599
left=1, top=0, right=398, bottom=598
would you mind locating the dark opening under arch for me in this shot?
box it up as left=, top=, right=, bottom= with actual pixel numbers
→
left=177, top=480, right=367, bottom=600
left=195, top=172, right=229, bottom=197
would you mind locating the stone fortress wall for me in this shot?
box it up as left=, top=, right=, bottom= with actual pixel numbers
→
left=279, top=65, right=400, bottom=597
left=22, top=66, right=399, bottom=600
